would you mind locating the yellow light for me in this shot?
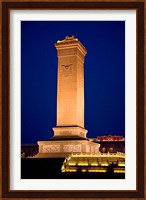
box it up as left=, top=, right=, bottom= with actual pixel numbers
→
left=81, top=169, right=87, bottom=172
left=101, top=163, right=109, bottom=166
left=114, top=169, right=125, bottom=173
left=66, top=169, right=77, bottom=172
left=78, top=162, right=88, bottom=166
left=68, top=162, right=76, bottom=166
left=118, top=163, right=125, bottom=167
left=91, top=163, right=98, bottom=166
left=88, top=169, right=107, bottom=173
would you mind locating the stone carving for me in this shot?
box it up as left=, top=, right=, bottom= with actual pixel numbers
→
left=65, top=35, right=76, bottom=40
left=57, top=35, right=78, bottom=44
left=63, top=144, right=81, bottom=152
left=62, top=64, right=72, bottom=77
left=56, top=36, right=86, bottom=53
left=42, top=145, right=60, bottom=153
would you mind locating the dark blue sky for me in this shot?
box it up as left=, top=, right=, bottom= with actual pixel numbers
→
left=21, top=21, right=125, bottom=144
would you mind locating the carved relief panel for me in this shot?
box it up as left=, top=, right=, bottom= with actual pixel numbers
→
left=63, top=144, right=81, bottom=152
left=42, top=145, right=60, bottom=153
left=62, top=64, right=72, bottom=77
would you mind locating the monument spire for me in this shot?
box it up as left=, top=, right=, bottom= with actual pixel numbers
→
left=53, top=36, right=88, bottom=138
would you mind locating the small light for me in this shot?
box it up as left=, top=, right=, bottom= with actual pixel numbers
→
left=101, top=163, right=109, bottom=166
left=114, top=169, right=125, bottom=173
left=91, top=163, right=98, bottom=166
left=78, top=162, right=88, bottom=166
left=82, top=169, right=86, bottom=172
left=66, top=169, right=77, bottom=172
left=68, top=162, right=76, bottom=166
left=118, top=163, right=125, bottom=167
left=88, top=169, right=107, bottom=173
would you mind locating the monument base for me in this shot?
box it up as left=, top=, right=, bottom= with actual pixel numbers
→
left=35, top=139, right=100, bottom=158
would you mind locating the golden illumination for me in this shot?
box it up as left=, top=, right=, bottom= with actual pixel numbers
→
left=90, top=163, right=98, bottom=166
left=66, top=169, right=77, bottom=172
left=81, top=169, right=87, bottom=172
left=78, top=161, right=88, bottom=166
left=118, top=163, right=125, bottom=167
left=114, top=169, right=125, bottom=173
left=88, top=169, right=107, bottom=173
left=71, top=152, right=125, bottom=158
left=68, top=162, right=76, bottom=166
left=101, top=162, right=109, bottom=166
left=61, top=152, right=125, bottom=173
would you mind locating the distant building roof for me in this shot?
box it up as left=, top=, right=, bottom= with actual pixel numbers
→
left=95, top=135, right=125, bottom=142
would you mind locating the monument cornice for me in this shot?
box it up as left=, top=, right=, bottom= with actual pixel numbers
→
left=55, top=43, right=87, bottom=56
left=55, top=36, right=87, bottom=56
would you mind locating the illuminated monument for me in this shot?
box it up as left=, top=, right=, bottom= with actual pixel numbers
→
left=36, top=36, right=100, bottom=158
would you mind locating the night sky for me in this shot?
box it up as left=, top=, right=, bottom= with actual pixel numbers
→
left=21, top=21, right=125, bottom=144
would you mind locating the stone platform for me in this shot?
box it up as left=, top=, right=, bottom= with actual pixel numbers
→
left=35, top=136, right=100, bottom=158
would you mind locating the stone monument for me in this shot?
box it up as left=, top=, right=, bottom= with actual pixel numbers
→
left=36, top=36, right=100, bottom=158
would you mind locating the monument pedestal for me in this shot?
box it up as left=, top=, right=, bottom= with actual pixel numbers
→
left=53, top=126, right=88, bottom=138
left=36, top=139, right=100, bottom=158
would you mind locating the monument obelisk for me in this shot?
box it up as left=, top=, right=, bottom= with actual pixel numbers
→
left=53, top=35, right=87, bottom=138
left=36, top=36, right=100, bottom=158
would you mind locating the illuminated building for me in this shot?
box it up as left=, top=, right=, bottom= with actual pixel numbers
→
left=61, top=152, right=125, bottom=173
